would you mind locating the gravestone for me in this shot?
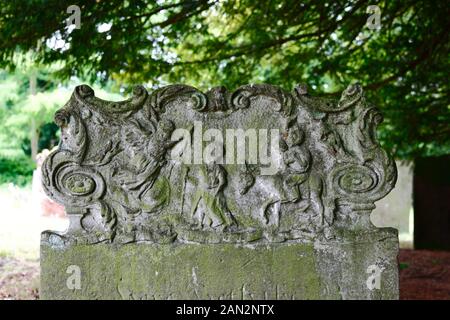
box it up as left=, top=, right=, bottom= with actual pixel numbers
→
left=40, top=83, right=398, bottom=300
left=372, top=162, right=413, bottom=246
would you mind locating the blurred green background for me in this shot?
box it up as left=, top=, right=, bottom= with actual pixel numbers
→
left=0, top=1, right=448, bottom=183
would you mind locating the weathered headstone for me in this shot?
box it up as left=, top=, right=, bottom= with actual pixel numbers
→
left=40, top=83, right=398, bottom=300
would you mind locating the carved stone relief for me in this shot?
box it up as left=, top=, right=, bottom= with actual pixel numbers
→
left=42, top=83, right=397, bottom=245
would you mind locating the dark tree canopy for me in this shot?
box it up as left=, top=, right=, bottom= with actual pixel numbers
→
left=0, top=0, right=448, bottom=159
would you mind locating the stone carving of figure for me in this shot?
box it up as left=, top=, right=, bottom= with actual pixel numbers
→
left=238, top=161, right=258, bottom=195
left=191, top=162, right=237, bottom=231
left=281, top=123, right=331, bottom=231
left=115, top=119, right=179, bottom=200
left=282, top=125, right=311, bottom=203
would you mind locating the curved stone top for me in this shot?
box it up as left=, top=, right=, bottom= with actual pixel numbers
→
left=42, top=82, right=397, bottom=245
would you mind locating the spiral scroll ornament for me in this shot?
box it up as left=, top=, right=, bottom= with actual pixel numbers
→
left=50, top=162, right=106, bottom=207
left=231, top=85, right=294, bottom=116
left=188, top=90, right=208, bottom=112
left=231, top=88, right=253, bottom=110
left=330, top=163, right=387, bottom=205
left=148, top=85, right=208, bottom=114
left=333, top=164, right=377, bottom=195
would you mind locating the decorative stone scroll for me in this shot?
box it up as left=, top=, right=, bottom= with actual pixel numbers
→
left=40, top=82, right=399, bottom=300
left=42, top=82, right=396, bottom=245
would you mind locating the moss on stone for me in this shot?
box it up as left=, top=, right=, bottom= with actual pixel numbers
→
left=41, top=243, right=322, bottom=299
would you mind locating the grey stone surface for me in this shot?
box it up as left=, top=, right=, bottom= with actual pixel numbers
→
left=41, top=82, right=398, bottom=299
left=41, top=229, right=398, bottom=300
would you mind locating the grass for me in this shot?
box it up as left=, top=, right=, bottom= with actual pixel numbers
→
left=399, top=262, right=409, bottom=270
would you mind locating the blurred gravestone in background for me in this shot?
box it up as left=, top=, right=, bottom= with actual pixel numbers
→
left=32, top=149, right=66, bottom=218
left=414, top=156, right=450, bottom=250
left=372, top=162, right=413, bottom=248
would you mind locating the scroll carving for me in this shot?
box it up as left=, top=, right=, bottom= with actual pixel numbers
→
left=42, top=82, right=397, bottom=245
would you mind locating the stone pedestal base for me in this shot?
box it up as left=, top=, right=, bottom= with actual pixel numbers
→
left=40, top=228, right=399, bottom=300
